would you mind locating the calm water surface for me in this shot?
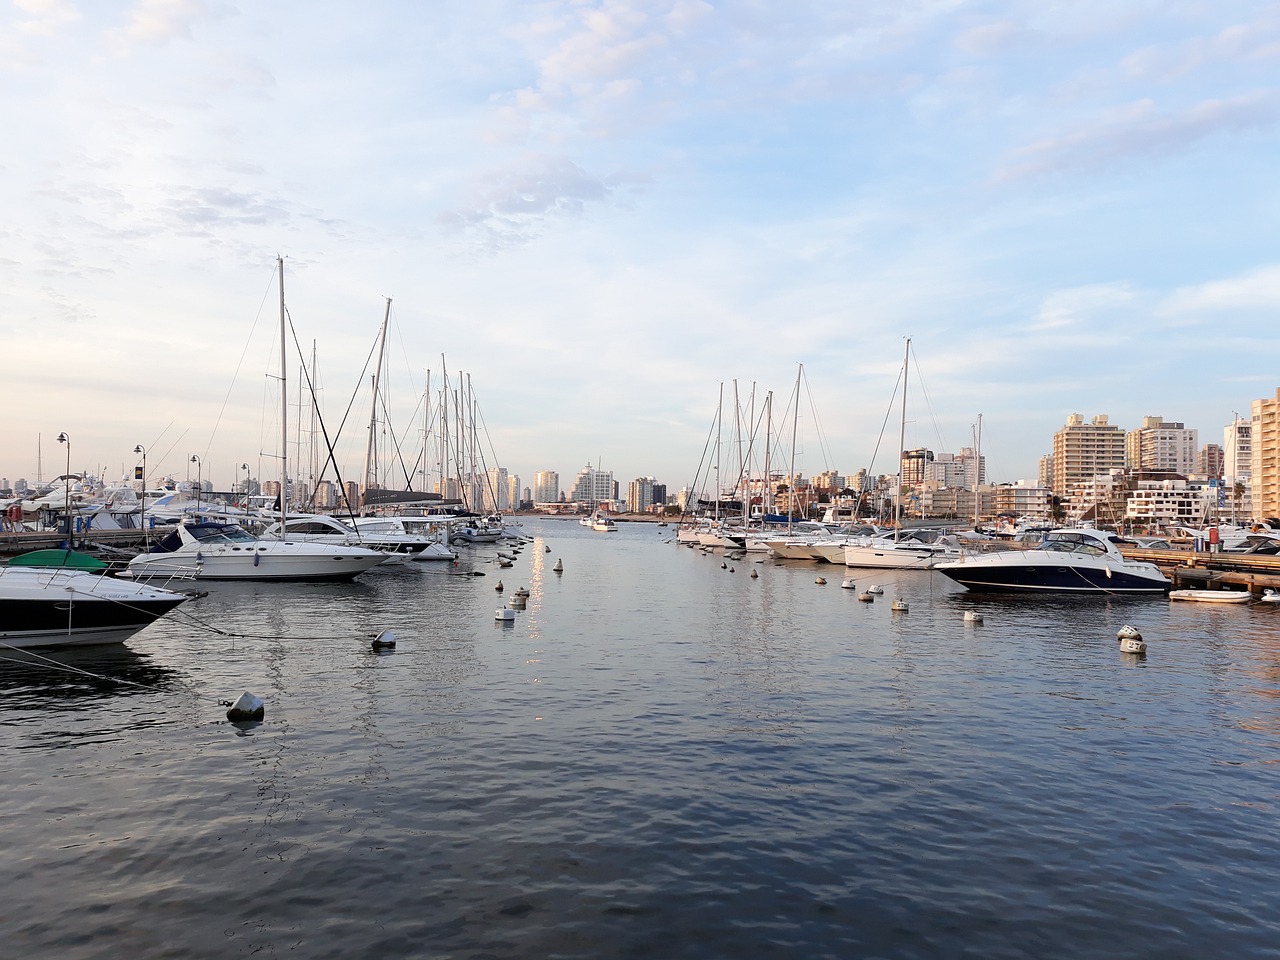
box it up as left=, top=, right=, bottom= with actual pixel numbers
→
left=2, top=517, right=1279, bottom=959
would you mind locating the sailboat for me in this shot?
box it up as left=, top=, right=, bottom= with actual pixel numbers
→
left=841, top=339, right=964, bottom=570
left=126, top=258, right=386, bottom=582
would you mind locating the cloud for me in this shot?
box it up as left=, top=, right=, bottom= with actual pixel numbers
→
left=108, top=0, right=208, bottom=52
left=994, top=92, right=1280, bottom=181
left=437, top=154, right=642, bottom=252
left=14, top=0, right=81, bottom=37
left=1159, top=264, right=1280, bottom=316
left=1029, top=282, right=1136, bottom=332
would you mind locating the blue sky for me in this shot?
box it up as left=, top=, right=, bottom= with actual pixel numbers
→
left=2, top=0, right=1277, bottom=495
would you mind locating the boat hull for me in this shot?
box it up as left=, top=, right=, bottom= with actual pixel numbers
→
left=1168, top=590, right=1252, bottom=603
left=0, top=569, right=187, bottom=648
left=936, top=559, right=1169, bottom=593
left=127, top=541, right=384, bottom=582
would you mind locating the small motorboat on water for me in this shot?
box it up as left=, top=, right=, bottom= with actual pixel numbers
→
left=1168, top=589, right=1253, bottom=604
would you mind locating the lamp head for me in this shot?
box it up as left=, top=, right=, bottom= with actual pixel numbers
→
left=57, top=432, right=68, bottom=444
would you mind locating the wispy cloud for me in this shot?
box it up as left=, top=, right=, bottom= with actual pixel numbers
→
left=994, top=92, right=1280, bottom=181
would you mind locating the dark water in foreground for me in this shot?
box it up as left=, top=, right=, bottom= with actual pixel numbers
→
left=2, top=517, right=1279, bottom=959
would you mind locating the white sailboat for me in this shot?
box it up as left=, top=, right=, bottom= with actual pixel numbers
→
left=127, top=257, right=386, bottom=582
left=842, top=339, right=964, bottom=570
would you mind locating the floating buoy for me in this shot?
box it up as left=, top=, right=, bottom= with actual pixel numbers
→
left=514, top=587, right=529, bottom=598
left=545, top=545, right=551, bottom=553
left=857, top=591, right=874, bottom=602
left=499, top=559, right=513, bottom=568
left=891, top=598, right=908, bottom=612
left=815, top=576, right=827, bottom=585
left=1117, top=624, right=1142, bottom=641
left=553, top=559, right=563, bottom=573
left=371, top=630, right=397, bottom=650
left=721, top=562, right=727, bottom=569
left=496, top=608, right=516, bottom=621
left=868, top=585, right=884, bottom=595
left=729, top=566, right=735, bottom=573
left=963, top=610, right=983, bottom=623
left=225, top=691, right=265, bottom=722
left=841, top=578, right=857, bottom=589
left=495, top=581, right=504, bottom=592
left=508, top=596, right=526, bottom=609
left=1119, top=636, right=1147, bottom=654
left=750, top=569, right=758, bottom=579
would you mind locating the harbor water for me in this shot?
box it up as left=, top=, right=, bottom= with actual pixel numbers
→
left=2, top=517, right=1278, bottom=958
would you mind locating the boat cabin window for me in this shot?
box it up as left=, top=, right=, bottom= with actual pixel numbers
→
left=188, top=523, right=257, bottom=544
left=1042, top=532, right=1107, bottom=556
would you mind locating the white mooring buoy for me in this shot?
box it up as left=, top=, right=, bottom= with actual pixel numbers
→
left=370, top=630, right=397, bottom=650
left=750, top=569, right=758, bottom=579
left=842, top=578, right=857, bottom=589
left=815, top=577, right=827, bottom=585
left=891, top=598, right=909, bottom=612
left=496, top=607, right=516, bottom=622
left=1117, top=624, right=1142, bottom=641
left=857, top=591, right=874, bottom=602
left=225, top=691, right=265, bottom=722
left=868, top=585, right=884, bottom=595
left=963, top=610, right=983, bottom=623
left=1119, top=636, right=1147, bottom=654
left=553, top=559, right=563, bottom=573
left=495, top=580, right=504, bottom=592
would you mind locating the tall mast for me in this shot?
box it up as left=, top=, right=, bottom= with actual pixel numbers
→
left=973, top=412, right=983, bottom=529
left=364, top=297, right=391, bottom=497
left=788, top=364, right=801, bottom=529
left=895, top=339, right=910, bottom=542
left=278, top=255, right=288, bottom=527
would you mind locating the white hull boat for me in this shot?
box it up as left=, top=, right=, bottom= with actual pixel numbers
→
left=1168, top=589, right=1252, bottom=603
left=126, top=521, right=386, bottom=582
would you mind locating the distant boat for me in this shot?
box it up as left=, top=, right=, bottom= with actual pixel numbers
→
left=0, top=564, right=187, bottom=648
left=1169, top=589, right=1252, bottom=604
left=590, top=513, right=618, bottom=532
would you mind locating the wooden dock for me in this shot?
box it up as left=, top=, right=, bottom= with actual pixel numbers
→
left=0, top=529, right=155, bottom=560
left=1120, top=547, right=1280, bottom=594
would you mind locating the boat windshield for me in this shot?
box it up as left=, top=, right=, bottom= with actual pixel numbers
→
left=188, top=523, right=258, bottom=544
left=1041, top=532, right=1107, bottom=556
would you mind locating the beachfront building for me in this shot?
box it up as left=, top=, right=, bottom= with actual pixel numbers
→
left=1251, top=389, right=1280, bottom=519
left=534, top=471, right=560, bottom=505
left=993, top=481, right=1053, bottom=520
left=1122, top=479, right=1217, bottom=525
left=1125, top=417, right=1198, bottom=475
left=1051, top=414, right=1126, bottom=501
left=627, top=477, right=655, bottom=514
left=570, top=463, right=615, bottom=510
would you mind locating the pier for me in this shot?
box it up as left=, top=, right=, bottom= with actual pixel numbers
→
left=1120, top=546, right=1280, bottom=593
left=0, top=529, right=154, bottom=560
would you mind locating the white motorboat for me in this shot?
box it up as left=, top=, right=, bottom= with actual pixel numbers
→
left=589, top=513, right=618, bottom=532
left=126, top=521, right=386, bottom=582
left=841, top=531, right=966, bottom=570
left=1168, top=589, right=1252, bottom=603
left=0, top=565, right=188, bottom=648
left=349, top=516, right=458, bottom=560
left=261, top=514, right=429, bottom=563
left=936, top=528, right=1171, bottom=593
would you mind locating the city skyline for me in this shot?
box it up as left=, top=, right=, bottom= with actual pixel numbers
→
left=3, top=3, right=1278, bottom=489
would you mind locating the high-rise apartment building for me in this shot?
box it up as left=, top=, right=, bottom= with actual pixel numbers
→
left=534, top=470, right=560, bottom=504
left=1251, top=389, right=1280, bottom=519
left=627, top=477, right=655, bottom=513
left=1224, top=416, right=1252, bottom=485
left=570, top=464, right=614, bottom=508
left=1051, top=414, right=1126, bottom=500
left=901, top=448, right=933, bottom=486
left=1125, top=416, right=1198, bottom=475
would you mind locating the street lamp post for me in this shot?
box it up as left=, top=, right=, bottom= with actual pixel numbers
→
left=134, top=445, right=147, bottom=545
left=241, top=463, right=250, bottom=502
left=56, top=432, right=70, bottom=542
left=191, top=455, right=202, bottom=511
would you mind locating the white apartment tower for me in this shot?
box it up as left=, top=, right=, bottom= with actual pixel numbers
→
left=570, top=463, right=615, bottom=509
left=534, top=470, right=560, bottom=504
left=1126, top=416, right=1198, bottom=475
left=627, top=477, right=655, bottom=513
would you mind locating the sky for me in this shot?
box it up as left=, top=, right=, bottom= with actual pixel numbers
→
left=2, top=0, right=1278, bottom=497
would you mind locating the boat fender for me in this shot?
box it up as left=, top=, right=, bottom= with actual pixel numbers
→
left=224, top=691, right=265, bottom=722
left=253, top=552, right=260, bottom=566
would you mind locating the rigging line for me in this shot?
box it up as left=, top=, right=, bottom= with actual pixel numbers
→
left=203, top=262, right=280, bottom=464
left=908, top=346, right=950, bottom=457
left=0, top=646, right=218, bottom=702
left=678, top=389, right=724, bottom=526
left=286, top=311, right=366, bottom=519
left=800, top=366, right=837, bottom=471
